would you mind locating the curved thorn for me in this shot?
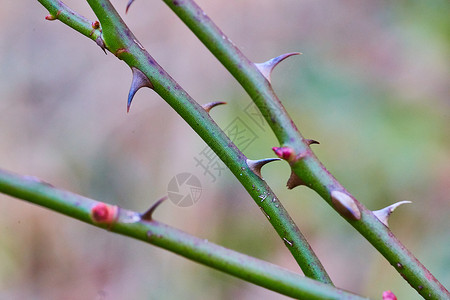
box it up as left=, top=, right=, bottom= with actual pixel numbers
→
left=255, top=52, right=301, bottom=83
left=127, top=67, right=153, bottom=113
left=141, top=196, right=168, bottom=221
left=202, top=101, right=227, bottom=113
left=373, top=201, right=412, bottom=227
left=95, top=36, right=107, bottom=55
left=126, top=0, right=136, bottom=13
left=330, top=190, right=361, bottom=221
left=247, top=158, right=281, bottom=179
left=306, top=139, right=320, bottom=146
left=286, top=171, right=305, bottom=189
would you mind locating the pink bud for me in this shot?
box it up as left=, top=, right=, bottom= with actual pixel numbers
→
left=45, top=14, right=57, bottom=21
left=91, top=203, right=118, bottom=225
left=382, top=290, right=397, bottom=300
left=272, top=147, right=294, bottom=160
left=92, top=21, right=100, bottom=29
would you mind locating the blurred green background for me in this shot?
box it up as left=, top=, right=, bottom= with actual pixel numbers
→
left=0, top=0, right=449, bottom=299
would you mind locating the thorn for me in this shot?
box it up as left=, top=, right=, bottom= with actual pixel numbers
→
left=330, top=190, right=361, bottom=220
left=141, top=196, right=168, bottom=221
left=373, top=201, right=411, bottom=227
left=272, top=146, right=294, bottom=161
left=127, top=67, right=153, bottom=112
left=202, top=101, right=227, bottom=113
left=126, top=0, right=136, bottom=13
left=255, top=52, right=301, bottom=82
left=95, top=36, right=107, bottom=54
left=286, top=171, right=304, bottom=189
left=246, top=158, right=281, bottom=179
left=305, top=139, right=320, bottom=146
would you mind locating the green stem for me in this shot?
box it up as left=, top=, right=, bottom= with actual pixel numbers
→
left=0, top=168, right=363, bottom=300
left=37, top=0, right=102, bottom=43
left=37, top=0, right=332, bottom=283
left=159, top=0, right=450, bottom=298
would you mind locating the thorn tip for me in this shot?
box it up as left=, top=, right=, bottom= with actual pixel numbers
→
left=127, top=67, right=153, bottom=112
left=255, top=52, right=301, bottom=82
left=373, top=201, right=411, bottom=227
left=247, top=158, right=281, bottom=179
left=306, top=139, right=320, bottom=145
left=126, top=0, right=136, bottom=13
left=202, top=101, right=227, bottom=113
left=331, top=190, right=361, bottom=220
left=141, top=196, right=168, bottom=221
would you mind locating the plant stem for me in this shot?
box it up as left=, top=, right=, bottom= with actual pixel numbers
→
left=37, top=0, right=101, bottom=42
left=0, top=169, right=364, bottom=299
left=159, top=0, right=450, bottom=298
left=36, top=0, right=332, bottom=283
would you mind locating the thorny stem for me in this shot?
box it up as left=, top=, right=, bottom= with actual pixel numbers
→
left=159, top=0, right=450, bottom=298
left=35, top=0, right=332, bottom=283
left=37, top=0, right=102, bottom=47
left=0, top=169, right=364, bottom=300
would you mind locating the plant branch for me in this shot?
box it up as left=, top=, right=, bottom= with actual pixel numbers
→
left=37, top=0, right=103, bottom=49
left=37, top=0, right=332, bottom=283
left=158, top=0, right=450, bottom=298
left=0, top=168, right=363, bottom=300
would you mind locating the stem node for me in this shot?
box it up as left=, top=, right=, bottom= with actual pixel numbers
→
left=91, top=203, right=119, bottom=226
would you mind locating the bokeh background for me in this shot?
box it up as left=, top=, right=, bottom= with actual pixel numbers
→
left=0, top=0, right=449, bottom=299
